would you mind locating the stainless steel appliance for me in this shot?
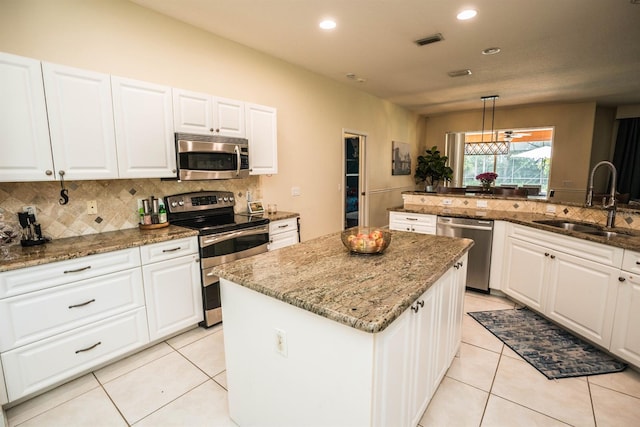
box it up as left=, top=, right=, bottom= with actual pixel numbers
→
left=175, top=133, right=250, bottom=180
left=444, top=132, right=466, bottom=188
left=436, top=216, right=493, bottom=293
left=165, top=191, right=269, bottom=327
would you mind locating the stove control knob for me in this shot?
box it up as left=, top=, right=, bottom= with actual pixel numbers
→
left=178, top=200, right=185, bottom=206
left=229, top=196, right=234, bottom=202
left=223, top=197, right=229, bottom=202
left=170, top=201, right=178, bottom=208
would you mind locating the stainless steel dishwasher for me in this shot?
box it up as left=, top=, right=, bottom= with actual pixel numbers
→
left=436, top=216, right=493, bottom=292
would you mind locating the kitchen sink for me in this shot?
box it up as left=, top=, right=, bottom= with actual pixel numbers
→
left=532, top=219, right=601, bottom=233
left=532, top=219, right=634, bottom=239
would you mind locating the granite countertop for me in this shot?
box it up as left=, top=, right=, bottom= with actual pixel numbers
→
left=212, top=230, right=474, bottom=334
left=393, top=205, right=640, bottom=251
left=0, top=225, right=199, bottom=273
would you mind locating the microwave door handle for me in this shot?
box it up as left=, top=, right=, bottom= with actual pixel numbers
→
left=234, top=145, right=240, bottom=176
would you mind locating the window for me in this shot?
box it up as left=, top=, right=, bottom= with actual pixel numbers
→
left=463, top=127, right=553, bottom=195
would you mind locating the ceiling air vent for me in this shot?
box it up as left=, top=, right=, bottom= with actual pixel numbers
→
left=415, top=33, right=444, bottom=46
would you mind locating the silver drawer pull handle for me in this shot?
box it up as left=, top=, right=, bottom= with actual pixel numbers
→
left=64, top=266, right=91, bottom=274
left=68, top=299, right=95, bottom=309
left=278, top=224, right=289, bottom=228
left=406, top=217, right=418, bottom=221
left=75, top=341, right=101, bottom=354
left=162, top=247, right=181, bottom=253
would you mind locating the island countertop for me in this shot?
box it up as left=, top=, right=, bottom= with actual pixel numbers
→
left=212, top=230, right=473, bottom=333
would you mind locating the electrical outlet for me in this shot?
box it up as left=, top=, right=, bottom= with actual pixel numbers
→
left=546, top=204, right=557, bottom=214
left=275, top=328, right=288, bottom=357
left=87, top=200, right=98, bottom=215
left=291, top=186, right=301, bottom=197
left=442, top=198, right=452, bottom=206
left=476, top=200, right=488, bottom=208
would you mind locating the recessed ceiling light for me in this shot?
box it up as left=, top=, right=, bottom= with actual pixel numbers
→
left=457, top=9, right=477, bottom=20
left=319, top=19, right=337, bottom=30
left=482, top=47, right=501, bottom=55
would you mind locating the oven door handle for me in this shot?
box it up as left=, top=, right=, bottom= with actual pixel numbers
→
left=235, top=145, right=241, bottom=176
left=201, top=225, right=268, bottom=246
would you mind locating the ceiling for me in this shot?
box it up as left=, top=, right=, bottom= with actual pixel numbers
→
left=130, top=0, right=640, bottom=116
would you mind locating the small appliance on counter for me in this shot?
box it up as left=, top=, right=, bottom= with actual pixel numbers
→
left=18, top=211, right=49, bottom=247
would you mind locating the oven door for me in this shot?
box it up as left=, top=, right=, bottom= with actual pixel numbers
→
left=199, top=224, right=269, bottom=327
left=177, top=140, right=249, bottom=180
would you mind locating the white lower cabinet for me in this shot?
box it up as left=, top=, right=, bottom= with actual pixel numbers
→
left=1, top=308, right=148, bottom=402
left=142, top=253, right=202, bottom=341
left=268, top=217, right=299, bottom=251
left=389, top=211, right=436, bottom=235
left=502, top=237, right=549, bottom=312
left=610, top=271, right=640, bottom=367
left=374, top=253, right=467, bottom=427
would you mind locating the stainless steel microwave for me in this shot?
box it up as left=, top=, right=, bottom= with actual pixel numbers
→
left=175, top=133, right=250, bottom=180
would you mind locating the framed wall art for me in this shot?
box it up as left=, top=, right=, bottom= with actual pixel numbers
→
left=392, top=141, right=411, bottom=175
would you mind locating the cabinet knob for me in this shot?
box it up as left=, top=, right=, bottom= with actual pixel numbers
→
left=411, top=304, right=419, bottom=313
left=544, top=252, right=550, bottom=257
left=550, top=255, right=556, bottom=259
left=209, top=128, right=214, bottom=132
left=619, top=277, right=626, bottom=282
left=59, top=170, right=65, bottom=176
left=45, top=170, right=53, bottom=176
left=417, top=300, right=424, bottom=308
left=172, top=169, right=177, bottom=173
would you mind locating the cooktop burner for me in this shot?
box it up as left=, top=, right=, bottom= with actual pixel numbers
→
left=165, top=190, right=269, bottom=235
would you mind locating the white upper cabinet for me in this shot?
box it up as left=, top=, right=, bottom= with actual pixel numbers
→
left=0, top=52, right=55, bottom=182
left=246, top=103, right=278, bottom=175
left=42, top=62, right=119, bottom=180
left=173, top=88, right=246, bottom=137
left=112, top=76, right=176, bottom=178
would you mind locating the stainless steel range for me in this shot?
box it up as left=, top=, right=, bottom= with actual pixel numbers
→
left=165, top=191, right=270, bottom=327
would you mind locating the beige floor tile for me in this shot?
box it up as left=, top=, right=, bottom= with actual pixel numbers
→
left=214, top=371, right=228, bottom=390
left=590, top=382, right=640, bottom=427
left=462, top=314, right=504, bottom=354
left=464, top=293, right=515, bottom=314
left=482, top=394, right=571, bottom=426
left=6, top=374, right=99, bottom=426
left=102, top=352, right=208, bottom=424
left=134, top=380, right=237, bottom=427
left=500, top=344, right=524, bottom=361
left=588, top=368, right=640, bottom=399
left=446, top=342, right=501, bottom=392
left=94, top=342, right=174, bottom=384
left=14, top=388, right=126, bottom=427
left=419, top=377, right=488, bottom=427
left=492, top=356, right=594, bottom=426
left=177, top=329, right=226, bottom=378
left=166, top=324, right=222, bottom=350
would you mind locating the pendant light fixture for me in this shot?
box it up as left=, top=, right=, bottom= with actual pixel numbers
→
left=465, top=95, right=510, bottom=156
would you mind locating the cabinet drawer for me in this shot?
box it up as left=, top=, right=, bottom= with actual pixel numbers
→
left=622, top=250, right=640, bottom=274
left=269, top=218, right=298, bottom=236
left=389, top=211, right=436, bottom=226
left=1, top=308, right=149, bottom=402
left=510, top=224, right=623, bottom=268
left=139, top=237, right=198, bottom=264
left=269, top=230, right=299, bottom=251
left=0, top=248, right=140, bottom=299
left=0, top=269, right=144, bottom=352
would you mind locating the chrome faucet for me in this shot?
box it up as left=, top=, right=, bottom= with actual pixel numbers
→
left=585, top=161, right=617, bottom=228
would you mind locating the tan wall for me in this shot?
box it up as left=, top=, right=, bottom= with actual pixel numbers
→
left=0, top=0, right=420, bottom=240
left=423, top=102, right=597, bottom=203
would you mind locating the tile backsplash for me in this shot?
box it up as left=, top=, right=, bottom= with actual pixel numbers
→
left=0, top=177, right=261, bottom=239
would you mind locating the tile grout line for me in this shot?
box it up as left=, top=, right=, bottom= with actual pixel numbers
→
left=92, top=372, right=131, bottom=426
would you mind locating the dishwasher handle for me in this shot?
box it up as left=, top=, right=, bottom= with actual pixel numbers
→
left=439, top=222, right=493, bottom=231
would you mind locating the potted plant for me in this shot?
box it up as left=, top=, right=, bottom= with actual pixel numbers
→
left=414, top=146, right=453, bottom=192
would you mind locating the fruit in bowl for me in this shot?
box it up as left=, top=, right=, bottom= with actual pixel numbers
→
left=341, top=227, right=391, bottom=254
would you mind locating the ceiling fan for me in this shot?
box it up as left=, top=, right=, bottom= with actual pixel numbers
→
left=502, top=130, right=531, bottom=142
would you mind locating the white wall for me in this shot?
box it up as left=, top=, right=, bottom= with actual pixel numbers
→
left=0, top=0, right=420, bottom=239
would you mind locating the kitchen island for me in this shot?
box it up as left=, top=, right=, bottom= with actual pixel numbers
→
left=213, top=230, right=473, bottom=427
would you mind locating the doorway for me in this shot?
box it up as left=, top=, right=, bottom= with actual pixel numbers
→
left=343, top=131, right=367, bottom=229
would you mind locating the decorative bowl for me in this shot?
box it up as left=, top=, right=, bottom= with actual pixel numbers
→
left=341, top=227, right=391, bottom=254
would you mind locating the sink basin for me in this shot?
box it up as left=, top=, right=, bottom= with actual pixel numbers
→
left=532, top=219, right=601, bottom=233
left=533, top=219, right=635, bottom=239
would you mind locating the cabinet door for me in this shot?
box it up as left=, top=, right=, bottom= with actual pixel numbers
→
left=172, top=88, right=213, bottom=134
left=610, top=273, right=640, bottom=367
left=42, top=62, right=118, bottom=180
left=213, top=97, right=245, bottom=138
left=0, top=52, right=55, bottom=182
left=246, top=103, right=277, bottom=175
left=502, top=237, right=548, bottom=311
left=142, top=254, right=203, bottom=341
left=409, top=287, right=437, bottom=427
left=545, top=252, right=619, bottom=347
left=112, top=76, right=176, bottom=178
